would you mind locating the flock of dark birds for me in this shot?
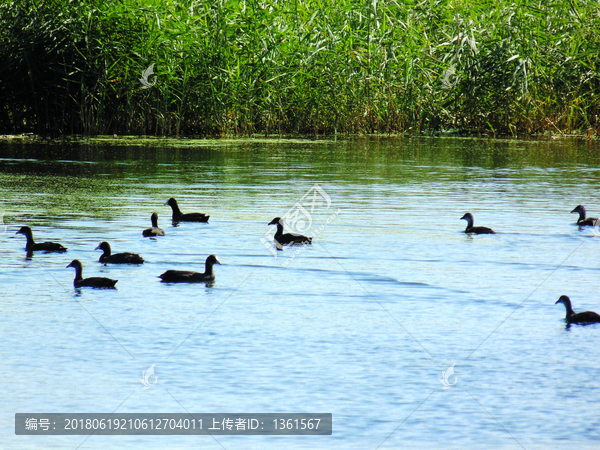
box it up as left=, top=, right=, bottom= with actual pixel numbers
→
left=13, top=199, right=600, bottom=326
left=16, top=198, right=221, bottom=288
left=458, top=205, right=600, bottom=326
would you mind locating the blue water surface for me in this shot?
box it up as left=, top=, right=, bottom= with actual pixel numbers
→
left=1, top=137, right=600, bottom=449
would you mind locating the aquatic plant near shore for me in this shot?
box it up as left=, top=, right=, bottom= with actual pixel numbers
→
left=0, top=0, right=598, bottom=137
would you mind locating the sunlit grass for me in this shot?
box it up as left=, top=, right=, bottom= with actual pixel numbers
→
left=1, top=0, right=599, bottom=136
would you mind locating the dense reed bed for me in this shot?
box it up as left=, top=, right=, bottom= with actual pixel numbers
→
left=1, top=0, right=599, bottom=136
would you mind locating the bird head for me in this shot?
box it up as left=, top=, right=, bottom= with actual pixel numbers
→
left=207, top=254, right=221, bottom=265
left=16, top=226, right=32, bottom=236
left=95, top=241, right=110, bottom=252
left=268, top=217, right=283, bottom=226
left=66, top=259, right=82, bottom=270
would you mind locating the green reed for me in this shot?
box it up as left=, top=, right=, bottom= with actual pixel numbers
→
left=1, top=0, right=598, bottom=136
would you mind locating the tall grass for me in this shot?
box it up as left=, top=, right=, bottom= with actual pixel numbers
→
left=1, top=0, right=599, bottom=136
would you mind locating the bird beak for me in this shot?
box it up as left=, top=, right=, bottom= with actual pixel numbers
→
left=15, top=230, right=20, bottom=235
left=570, top=208, right=577, bottom=213
left=66, top=262, right=72, bottom=268
left=215, top=257, right=222, bottom=265
left=94, top=244, right=101, bottom=250
left=163, top=201, right=169, bottom=205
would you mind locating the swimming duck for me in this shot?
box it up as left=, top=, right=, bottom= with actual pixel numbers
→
left=555, top=295, right=600, bottom=324
left=164, top=198, right=209, bottom=222
left=66, top=259, right=118, bottom=288
left=159, top=255, right=221, bottom=283
left=268, top=217, right=312, bottom=245
left=460, top=213, right=495, bottom=234
left=143, top=212, right=165, bottom=237
left=570, top=205, right=598, bottom=226
left=95, top=241, right=144, bottom=264
left=16, top=226, right=67, bottom=252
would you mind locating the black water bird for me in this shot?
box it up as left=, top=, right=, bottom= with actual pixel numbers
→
left=159, top=255, right=221, bottom=283
left=66, top=259, right=118, bottom=288
left=460, top=213, right=495, bottom=235
left=95, top=241, right=144, bottom=264
left=555, top=295, right=600, bottom=325
left=142, top=212, right=165, bottom=237
left=16, top=226, right=67, bottom=252
left=268, top=217, right=312, bottom=245
left=165, top=198, right=209, bottom=222
left=571, top=205, right=598, bottom=226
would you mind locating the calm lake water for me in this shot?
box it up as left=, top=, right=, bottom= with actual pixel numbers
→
left=1, top=136, right=600, bottom=449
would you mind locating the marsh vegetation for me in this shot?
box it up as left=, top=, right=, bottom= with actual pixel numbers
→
left=1, top=0, right=599, bottom=136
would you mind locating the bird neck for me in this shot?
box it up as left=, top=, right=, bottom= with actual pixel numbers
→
left=170, top=203, right=182, bottom=217
left=464, top=217, right=474, bottom=229
left=102, top=247, right=111, bottom=257
left=204, top=260, right=215, bottom=276
left=561, top=301, right=575, bottom=318
left=73, top=266, right=83, bottom=281
left=23, top=232, right=35, bottom=247
left=273, top=222, right=284, bottom=237
left=151, top=216, right=159, bottom=227
left=577, top=210, right=586, bottom=222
